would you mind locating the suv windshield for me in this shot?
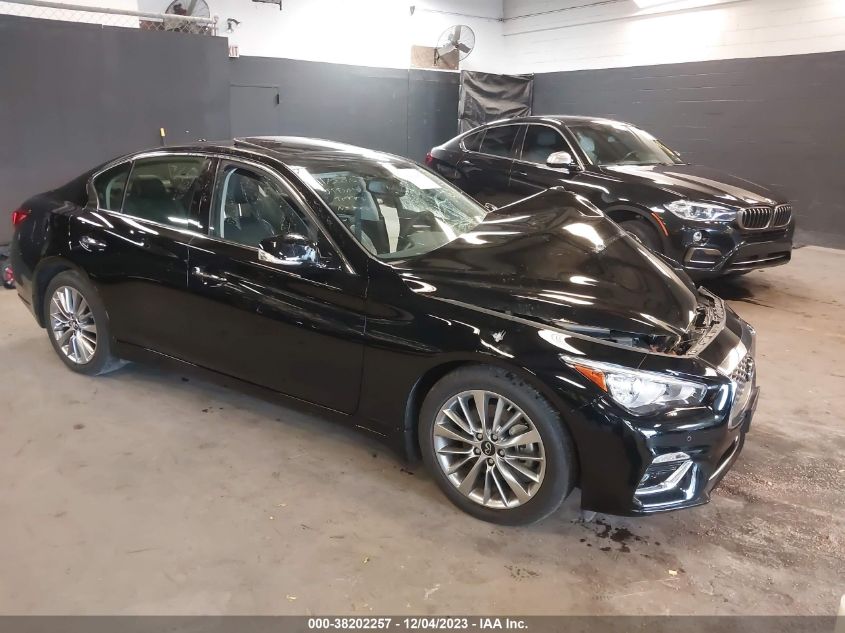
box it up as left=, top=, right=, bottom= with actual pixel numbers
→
left=568, top=121, right=682, bottom=166
left=289, top=156, right=488, bottom=260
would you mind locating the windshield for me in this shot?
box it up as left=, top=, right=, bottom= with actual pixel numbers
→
left=568, top=121, right=682, bottom=166
left=289, top=156, right=488, bottom=260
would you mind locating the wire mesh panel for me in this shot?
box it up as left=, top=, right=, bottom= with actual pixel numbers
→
left=0, top=0, right=217, bottom=34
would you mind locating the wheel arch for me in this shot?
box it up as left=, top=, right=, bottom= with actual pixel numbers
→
left=603, top=204, right=669, bottom=247
left=31, top=257, right=91, bottom=327
left=401, top=357, right=582, bottom=484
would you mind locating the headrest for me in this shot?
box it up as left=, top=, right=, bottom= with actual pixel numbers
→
left=536, top=130, right=559, bottom=147
left=131, top=176, right=167, bottom=199
left=226, top=173, right=258, bottom=204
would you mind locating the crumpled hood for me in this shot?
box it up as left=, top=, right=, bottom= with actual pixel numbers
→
left=601, top=163, right=782, bottom=207
left=394, top=189, right=699, bottom=348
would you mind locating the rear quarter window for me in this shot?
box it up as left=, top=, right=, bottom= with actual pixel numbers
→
left=461, top=130, right=485, bottom=152
left=93, top=163, right=131, bottom=211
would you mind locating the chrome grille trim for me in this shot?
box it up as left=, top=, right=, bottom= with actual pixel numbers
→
left=738, top=206, right=773, bottom=229
left=728, top=352, right=755, bottom=429
left=772, top=204, right=792, bottom=227
left=738, top=204, right=792, bottom=230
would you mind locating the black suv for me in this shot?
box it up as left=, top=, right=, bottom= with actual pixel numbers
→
left=427, top=116, right=794, bottom=278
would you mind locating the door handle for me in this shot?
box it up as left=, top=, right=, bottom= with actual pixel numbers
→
left=79, top=235, right=107, bottom=252
left=192, top=266, right=228, bottom=286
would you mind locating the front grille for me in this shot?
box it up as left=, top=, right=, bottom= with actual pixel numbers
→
left=739, top=204, right=792, bottom=230
left=731, top=353, right=755, bottom=383
left=729, top=353, right=755, bottom=428
left=739, top=206, right=773, bottom=229
left=772, top=204, right=792, bottom=227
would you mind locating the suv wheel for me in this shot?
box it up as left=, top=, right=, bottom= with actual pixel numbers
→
left=619, top=219, right=662, bottom=253
left=44, top=271, right=125, bottom=375
left=419, top=366, right=575, bottom=525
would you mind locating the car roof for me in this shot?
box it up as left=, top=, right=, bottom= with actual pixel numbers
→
left=465, top=115, right=632, bottom=130
left=159, top=136, right=406, bottom=165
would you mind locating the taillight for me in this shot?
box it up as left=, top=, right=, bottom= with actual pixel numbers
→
left=11, top=208, right=29, bottom=226
left=425, top=152, right=434, bottom=165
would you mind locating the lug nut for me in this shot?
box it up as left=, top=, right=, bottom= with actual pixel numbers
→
left=498, top=450, right=505, bottom=457
left=491, top=434, right=498, bottom=441
left=473, top=447, right=481, bottom=455
left=476, top=433, right=483, bottom=440
left=487, top=458, right=494, bottom=466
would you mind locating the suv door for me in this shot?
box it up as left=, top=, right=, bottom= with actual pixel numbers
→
left=458, top=124, right=524, bottom=207
left=184, top=158, right=366, bottom=414
left=508, top=124, right=585, bottom=200
left=71, top=153, right=215, bottom=359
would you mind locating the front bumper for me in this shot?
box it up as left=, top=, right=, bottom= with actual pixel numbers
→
left=665, top=221, right=794, bottom=279
left=558, top=303, right=759, bottom=517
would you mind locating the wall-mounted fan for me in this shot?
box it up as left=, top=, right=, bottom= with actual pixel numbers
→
left=435, top=25, right=476, bottom=67
left=165, top=0, right=210, bottom=19
left=163, top=0, right=211, bottom=33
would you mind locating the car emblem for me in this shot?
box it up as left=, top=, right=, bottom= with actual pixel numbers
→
left=492, top=330, right=505, bottom=343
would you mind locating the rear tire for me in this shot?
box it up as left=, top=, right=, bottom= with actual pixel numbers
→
left=619, top=218, right=663, bottom=253
left=419, top=365, right=575, bottom=525
left=43, top=271, right=125, bottom=376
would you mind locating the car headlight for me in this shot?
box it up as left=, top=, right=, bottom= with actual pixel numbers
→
left=563, top=357, right=708, bottom=415
left=665, top=200, right=736, bottom=222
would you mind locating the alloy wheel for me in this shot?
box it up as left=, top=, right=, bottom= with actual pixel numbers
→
left=49, top=286, right=98, bottom=364
left=433, top=390, right=546, bottom=509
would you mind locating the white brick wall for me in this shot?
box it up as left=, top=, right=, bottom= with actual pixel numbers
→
left=502, top=0, right=845, bottom=73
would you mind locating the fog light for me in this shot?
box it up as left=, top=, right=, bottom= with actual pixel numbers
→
left=692, top=231, right=704, bottom=243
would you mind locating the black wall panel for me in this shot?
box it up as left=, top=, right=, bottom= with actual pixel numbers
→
left=533, top=51, right=845, bottom=248
left=229, top=57, right=459, bottom=162
left=0, top=14, right=231, bottom=244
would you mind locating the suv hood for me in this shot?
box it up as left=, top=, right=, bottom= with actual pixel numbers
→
left=601, top=163, right=782, bottom=207
left=395, top=189, right=699, bottom=351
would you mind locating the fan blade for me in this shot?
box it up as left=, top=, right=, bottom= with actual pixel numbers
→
left=451, top=25, right=462, bottom=45
left=437, top=44, right=456, bottom=58
left=186, top=0, right=198, bottom=14
left=457, top=42, right=471, bottom=54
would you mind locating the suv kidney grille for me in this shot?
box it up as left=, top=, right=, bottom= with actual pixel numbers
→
left=772, top=204, right=792, bottom=227
left=739, top=206, right=772, bottom=229
left=739, top=205, right=792, bottom=229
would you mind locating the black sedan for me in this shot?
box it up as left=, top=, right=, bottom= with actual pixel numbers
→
left=10, top=137, right=758, bottom=524
left=427, top=116, right=794, bottom=279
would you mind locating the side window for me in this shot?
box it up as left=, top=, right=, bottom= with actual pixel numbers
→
left=521, top=125, right=572, bottom=164
left=210, top=162, right=312, bottom=248
left=123, top=156, right=210, bottom=228
left=479, top=125, right=520, bottom=158
left=461, top=130, right=484, bottom=152
left=93, top=163, right=130, bottom=211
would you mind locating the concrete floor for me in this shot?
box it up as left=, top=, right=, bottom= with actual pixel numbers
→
left=0, top=246, right=843, bottom=615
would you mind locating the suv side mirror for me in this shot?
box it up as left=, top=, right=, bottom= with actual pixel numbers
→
left=546, top=151, right=580, bottom=170
left=258, top=233, right=321, bottom=267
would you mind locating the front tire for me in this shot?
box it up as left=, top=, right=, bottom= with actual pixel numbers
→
left=43, top=270, right=124, bottom=375
left=619, top=218, right=663, bottom=253
left=419, top=366, right=575, bottom=525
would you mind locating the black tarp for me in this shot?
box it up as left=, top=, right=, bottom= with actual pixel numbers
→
left=458, top=71, right=534, bottom=133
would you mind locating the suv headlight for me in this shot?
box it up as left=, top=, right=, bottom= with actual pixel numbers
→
left=563, top=357, right=708, bottom=415
left=665, top=200, right=736, bottom=222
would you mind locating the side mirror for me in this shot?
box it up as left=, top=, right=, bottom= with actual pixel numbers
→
left=258, top=233, right=320, bottom=266
left=546, top=151, right=580, bottom=170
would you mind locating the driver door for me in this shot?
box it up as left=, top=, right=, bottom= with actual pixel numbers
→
left=184, top=158, right=366, bottom=414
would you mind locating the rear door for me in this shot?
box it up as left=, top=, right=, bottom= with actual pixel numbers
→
left=183, top=158, right=366, bottom=414
left=458, top=124, right=524, bottom=207
left=70, top=153, right=215, bottom=359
